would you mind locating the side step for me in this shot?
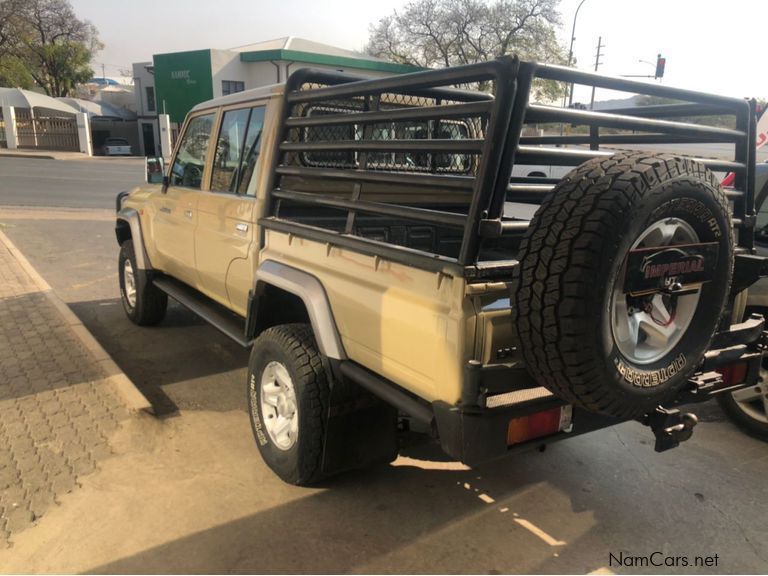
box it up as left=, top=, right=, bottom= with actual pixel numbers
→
left=152, top=276, right=252, bottom=347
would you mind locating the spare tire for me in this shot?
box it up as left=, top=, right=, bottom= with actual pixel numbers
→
left=511, top=152, right=733, bottom=418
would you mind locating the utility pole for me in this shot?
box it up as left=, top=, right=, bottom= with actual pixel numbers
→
left=102, top=63, right=106, bottom=83
left=589, top=36, right=604, bottom=111
left=564, top=0, right=589, bottom=108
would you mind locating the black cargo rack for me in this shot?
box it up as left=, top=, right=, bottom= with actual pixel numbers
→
left=261, top=56, right=756, bottom=278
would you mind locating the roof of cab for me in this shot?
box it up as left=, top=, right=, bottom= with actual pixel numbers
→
left=190, top=82, right=285, bottom=113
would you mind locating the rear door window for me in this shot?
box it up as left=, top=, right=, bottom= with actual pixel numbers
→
left=236, top=106, right=266, bottom=194
left=208, top=106, right=266, bottom=195
left=210, top=108, right=250, bottom=193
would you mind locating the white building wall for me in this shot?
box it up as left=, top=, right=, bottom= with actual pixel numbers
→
left=210, top=49, right=250, bottom=98
left=245, top=61, right=283, bottom=87
left=132, top=62, right=157, bottom=118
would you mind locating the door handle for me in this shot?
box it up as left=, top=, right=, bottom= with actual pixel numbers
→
left=184, top=210, right=193, bottom=219
left=159, top=206, right=171, bottom=214
left=236, top=223, right=248, bottom=233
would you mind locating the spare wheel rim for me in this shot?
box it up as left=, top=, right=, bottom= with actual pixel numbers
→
left=610, top=217, right=702, bottom=365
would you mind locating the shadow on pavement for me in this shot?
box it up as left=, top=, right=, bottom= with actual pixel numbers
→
left=86, top=426, right=768, bottom=575
left=68, top=297, right=250, bottom=416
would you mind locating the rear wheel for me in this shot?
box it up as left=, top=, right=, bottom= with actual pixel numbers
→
left=247, top=324, right=329, bottom=485
left=717, top=364, right=768, bottom=440
left=511, top=152, right=734, bottom=418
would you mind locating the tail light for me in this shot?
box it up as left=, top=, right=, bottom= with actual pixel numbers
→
left=507, top=405, right=573, bottom=446
left=716, top=362, right=748, bottom=387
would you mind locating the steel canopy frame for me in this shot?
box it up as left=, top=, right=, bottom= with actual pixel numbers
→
left=261, top=56, right=757, bottom=278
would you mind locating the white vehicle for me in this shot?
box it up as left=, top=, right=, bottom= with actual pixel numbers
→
left=102, top=137, right=132, bottom=156
left=719, top=108, right=768, bottom=438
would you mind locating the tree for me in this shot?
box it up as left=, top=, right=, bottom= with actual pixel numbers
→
left=366, top=0, right=567, bottom=100
left=0, top=0, right=102, bottom=96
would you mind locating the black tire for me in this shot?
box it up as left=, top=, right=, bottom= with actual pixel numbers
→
left=247, top=324, right=329, bottom=485
left=511, top=152, right=733, bottom=418
left=118, top=239, right=167, bottom=326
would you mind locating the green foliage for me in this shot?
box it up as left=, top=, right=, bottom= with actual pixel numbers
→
left=0, top=0, right=102, bottom=96
left=366, top=0, right=567, bottom=101
left=0, top=56, right=34, bottom=89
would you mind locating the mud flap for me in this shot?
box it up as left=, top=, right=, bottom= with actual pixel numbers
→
left=320, top=382, right=398, bottom=476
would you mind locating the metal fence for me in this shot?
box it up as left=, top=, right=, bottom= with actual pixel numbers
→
left=15, top=109, right=79, bottom=151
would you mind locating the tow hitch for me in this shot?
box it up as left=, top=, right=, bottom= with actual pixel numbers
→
left=645, top=407, right=698, bottom=452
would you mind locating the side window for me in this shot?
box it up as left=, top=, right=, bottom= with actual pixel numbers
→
left=146, top=87, right=156, bottom=113
left=222, top=80, right=245, bottom=96
left=236, top=107, right=266, bottom=194
left=210, top=108, right=250, bottom=193
left=209, top=106, right=266, bottom=195
left=170, top=113, right=215, bottom=189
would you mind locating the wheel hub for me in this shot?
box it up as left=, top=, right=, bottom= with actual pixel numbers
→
left=259, top=361, right=299, bottom=450
left=610, top=218, right=701, bottom=365
left=123, top=258, right=137, bottom=309
left=731, top=366, right=768, bottom=424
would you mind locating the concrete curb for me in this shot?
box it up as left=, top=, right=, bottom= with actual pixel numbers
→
left=0, top=228, right=153, bottom=413
left=0, top=151, right=146, bottom=162
left=0, top=152, right=55, bottom=160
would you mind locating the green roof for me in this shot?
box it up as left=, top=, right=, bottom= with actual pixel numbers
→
left=239, top=49, right=422, bottom=74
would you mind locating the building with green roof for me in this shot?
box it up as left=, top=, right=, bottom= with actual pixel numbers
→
left=146, top=37, right=421, bottom=125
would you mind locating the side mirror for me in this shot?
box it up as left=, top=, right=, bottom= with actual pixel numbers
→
left=145, top=156, right=165, bottom=184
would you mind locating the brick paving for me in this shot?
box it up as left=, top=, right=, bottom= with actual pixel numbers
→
left=0, top=239, right=130, bottom=547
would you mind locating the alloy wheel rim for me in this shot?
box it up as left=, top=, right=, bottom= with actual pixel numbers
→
left=610, top=218, right=702, bottom=365
left=123, top=258, right=137, bottom=309
left=731, top=366, right=768, bottom=425
left=259, top=361, right=299, bottom=450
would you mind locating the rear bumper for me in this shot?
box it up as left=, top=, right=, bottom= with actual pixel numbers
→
left=434, top=315, right=766, bottom=466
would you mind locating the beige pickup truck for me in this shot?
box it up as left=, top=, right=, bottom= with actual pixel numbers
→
left=116, top=58, right=768, bottom=485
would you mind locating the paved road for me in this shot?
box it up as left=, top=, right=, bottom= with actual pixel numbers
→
left=0, top=157, right=144, bottom=210
left=1, top=163, right=767, bottom=573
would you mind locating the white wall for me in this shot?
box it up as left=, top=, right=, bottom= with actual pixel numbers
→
left=244, top=61, right=283, bottom=88
left=210, top=49, right=250, bottom=98
left=132, top=62, right=157, bottom=117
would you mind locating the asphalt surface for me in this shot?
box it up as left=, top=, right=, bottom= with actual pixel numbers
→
left=0, top=157, right=144, bottom=210
left=1, top=160, right=767, bottom=573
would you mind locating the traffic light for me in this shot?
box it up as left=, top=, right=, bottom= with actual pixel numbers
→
left=655, top=54, right=666, bottom=79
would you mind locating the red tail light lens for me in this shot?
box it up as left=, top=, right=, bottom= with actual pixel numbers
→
left=507, top=406, right=572, bottom=446
left=716, top=363, right=748, bottom=387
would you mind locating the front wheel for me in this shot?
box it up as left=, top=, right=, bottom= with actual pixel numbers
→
left=118, top=240, right=167, bottom=326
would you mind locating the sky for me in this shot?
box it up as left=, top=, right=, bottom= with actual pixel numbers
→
left=70, top=0, right=766, bottom=102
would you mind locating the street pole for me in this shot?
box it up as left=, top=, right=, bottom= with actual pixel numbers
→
left=565, top=0, right=589, bottom=108
left=589, top=36, right=604, bottom=110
